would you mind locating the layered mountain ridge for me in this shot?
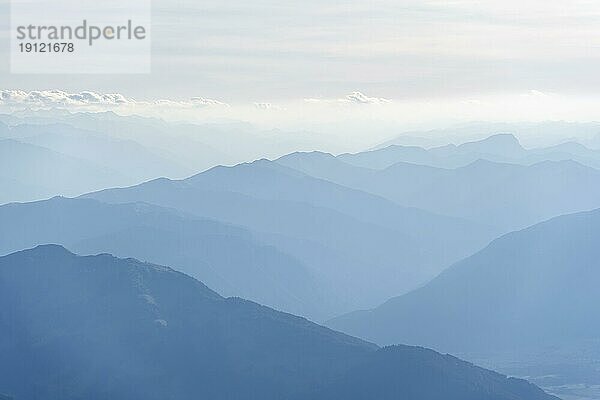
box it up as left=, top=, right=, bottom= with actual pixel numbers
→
left=0, top=245, right=557, bottom=400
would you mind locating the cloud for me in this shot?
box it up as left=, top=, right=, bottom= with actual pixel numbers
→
left=519, top=89, right=558, bottom=99
left=345, top=91, right=391, bottom=104
left=253, top=102, right=284, bottom=111
left=152, top=97, right=229, bottom=109
left=254, top=102, right=273, bottom=109
left=190, top=97, right=229, bottom=107
left=0, top=90, right=229, bottom=111
left=304, top=91, right=391, bottom=105
left=0, top=90, right=130, bottom=107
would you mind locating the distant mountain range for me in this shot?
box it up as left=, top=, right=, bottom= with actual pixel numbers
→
left=342, top=133, right=600, bottom=170
left=374, top=121, right=600, bottom=150
left=9, top=123, right=190, bottom=178
left=0, top=111, right=349, bottom=205
left=0, top=197, right=330, bottom=320
left=81, top=160, right=495, bottom=313
left=5, top=112, right=600, bottom=224
left=0, top=245, right=557, bottom=400
left=278, top=137, right=600, bottom=231
left=4, top=128, right=599, bottom=320
left=0, top=137, right=140, bottom=204
left=0, top=121, right=191, bottom=203
left=5, top=132, right=599, bottom=318
left=328, top=207, right=600, bottom=353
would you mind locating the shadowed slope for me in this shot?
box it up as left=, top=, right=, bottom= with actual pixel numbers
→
left=0, top=246, right=557, bottom=400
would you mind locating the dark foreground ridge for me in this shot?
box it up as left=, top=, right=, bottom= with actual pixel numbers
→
left=0, top=245, right=557, bottom=400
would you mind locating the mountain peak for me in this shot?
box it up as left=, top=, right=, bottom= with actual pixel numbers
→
left=460, top=133, right=523, bottom=151
left=277, top=150, right=336, bottom=163
left=486, top=133, right=519, bottom=141
left=13, top=244, right=73, bottom=258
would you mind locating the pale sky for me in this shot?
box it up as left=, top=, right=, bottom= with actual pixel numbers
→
left=1, top=0, right=600, bottom=132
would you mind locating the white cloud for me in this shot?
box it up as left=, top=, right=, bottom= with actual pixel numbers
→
left=254, top=102, right=273, bottom=109
left=189, top=97, right=229, bottom=107
left=253, top=102, right=284, bottom=111
left=304, top=91, right=391, bottom=105
left=0, top=90, right=130, bottom=107
left=0, top=90, right=229, bottom=111
left=345, top=91, right=391, bottom=104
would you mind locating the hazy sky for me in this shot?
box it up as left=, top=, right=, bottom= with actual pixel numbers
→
left=1, top=0, right=600, bottom=129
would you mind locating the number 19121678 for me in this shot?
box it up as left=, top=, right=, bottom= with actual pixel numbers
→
left=19, top=42, right=74, bottom=52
